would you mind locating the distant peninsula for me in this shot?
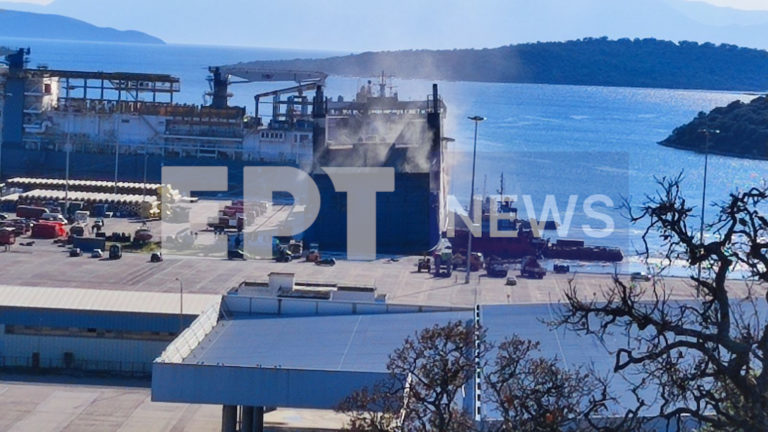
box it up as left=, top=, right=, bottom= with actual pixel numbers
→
left=0, top=9, right=163, bottom=44
left=231, top=37, right=768, bottom=91
left=659, top=97, right=768, bottom=160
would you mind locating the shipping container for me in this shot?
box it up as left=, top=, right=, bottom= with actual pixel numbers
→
left=16, top=205, right=48, bottom=219
left=30, top=221, right=66, bottom=239
left=0, top=228, right=15, bottom=245
left=72, top=236, right=107, bottom=253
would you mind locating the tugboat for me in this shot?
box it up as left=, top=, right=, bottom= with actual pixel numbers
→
left=449, top=195, right=547, bottom=260
left=450, top=174, right=623, bottom=262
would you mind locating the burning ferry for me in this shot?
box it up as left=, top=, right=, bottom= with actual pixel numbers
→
left=0, top=48, right=449, bottom=254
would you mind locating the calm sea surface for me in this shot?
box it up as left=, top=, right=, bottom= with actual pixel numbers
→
left=3, top=38, right=766, bottom=268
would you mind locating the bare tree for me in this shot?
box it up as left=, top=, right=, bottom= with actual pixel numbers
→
left=338, top=321, right=616, bottom=431
left=556, top=174, right=768, bottom=431
left=482, top=335, right=615, bottom=432
left=338, top=320, right=479, bottom=432
left=337, top=379, right=403, bottom=432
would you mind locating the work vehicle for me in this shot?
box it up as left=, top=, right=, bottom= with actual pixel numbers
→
left=520, top=256, right=546, bottom=279
left=417, top=256, right=431, bottom=273
left=315, top=257, right=336, bottom=266
left=432, top=238, right=453, bottom=277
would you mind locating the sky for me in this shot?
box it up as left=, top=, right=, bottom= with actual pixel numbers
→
left=692, top=0, right=768, bottom=9
left=7, top=0, right=768, bottom=11
left=3, top=0, right=768, bottom=50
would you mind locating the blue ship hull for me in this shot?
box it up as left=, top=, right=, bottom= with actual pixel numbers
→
left=1, top=146, right=438, bottom=255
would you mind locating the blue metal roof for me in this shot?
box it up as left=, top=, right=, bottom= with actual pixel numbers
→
left=155, top=300, right=760, bottom=419
left=480, top=303, right=631, bottom=419
left=183, top=310, right=473, bottom=372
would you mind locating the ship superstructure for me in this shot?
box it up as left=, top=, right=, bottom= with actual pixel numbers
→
left=0, top=48, right=448, bottom=254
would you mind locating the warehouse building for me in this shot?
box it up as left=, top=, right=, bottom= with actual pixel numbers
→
left=0, top=285, right=219, bottom=375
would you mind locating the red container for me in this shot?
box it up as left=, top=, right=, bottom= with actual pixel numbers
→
left=0, top=228, right=15, bottom=245
left=31, top=221, right=66, bottom=239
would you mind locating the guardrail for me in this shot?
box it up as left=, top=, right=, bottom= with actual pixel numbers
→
left=154, top=300, right=220, bottom=364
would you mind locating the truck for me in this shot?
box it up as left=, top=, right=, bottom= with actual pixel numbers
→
left=520, top=256, right=546, bottom=279
left=74, top=211, right=89, bottom=224
left=486, top=258, right=510, bottom=278
left=452, top=252, right=484, bottom=272
left=306, top=242, right=320, bottom=262
left=417, top=256, right=431, bottom=272
left=432, top=238, right=453, bottom=277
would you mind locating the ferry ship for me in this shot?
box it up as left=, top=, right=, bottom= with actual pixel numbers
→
left=0, top=48, right=449, bottom=254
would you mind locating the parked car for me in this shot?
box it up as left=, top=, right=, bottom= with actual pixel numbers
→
left=315, top=257, right=336, bottom=266
left=506, top=275, right=518, bottom=286
left=630, top=272, right=652, bottom=282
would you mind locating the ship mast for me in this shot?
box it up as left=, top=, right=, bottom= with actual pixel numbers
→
left=497, top=172, right=505, bottom=202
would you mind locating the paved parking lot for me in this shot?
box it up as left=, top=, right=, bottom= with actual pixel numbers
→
left=0, top=377, right=345, bottom=432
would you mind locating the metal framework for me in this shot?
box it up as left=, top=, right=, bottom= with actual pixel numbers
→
left=27, top=69, right=180, bottom=104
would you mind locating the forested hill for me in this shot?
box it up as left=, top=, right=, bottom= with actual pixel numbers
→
left=660, top=97, right=768, bottom=160
left=0, top=9, right=163, bottom=44
left=232, top=37, right=768, bottom=91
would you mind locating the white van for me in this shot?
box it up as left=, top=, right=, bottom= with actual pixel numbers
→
left=74, top=211, right=89, bottom=224
left=41, top=213, right=67, bottom=223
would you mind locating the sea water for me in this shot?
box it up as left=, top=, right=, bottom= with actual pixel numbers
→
left=2, top=37, right=766, bottom=271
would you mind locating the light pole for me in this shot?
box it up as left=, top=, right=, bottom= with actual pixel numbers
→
left=175, top=277, right=184, bottom=333
left=142, top=146, right=148, bottom=201
left=114, top=115, right=120, bottom=193
left=64, top=105, right=72, bottom=217
left=697, top=127, right=719, bottom=294
left=466, top=115, right=485, bottom=285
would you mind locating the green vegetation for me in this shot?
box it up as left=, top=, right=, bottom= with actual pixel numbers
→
left=660, top=96, right=768, bottom=160
left=235, top=37, right=768, bottom=91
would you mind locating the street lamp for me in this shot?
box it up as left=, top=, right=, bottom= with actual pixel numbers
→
left=142, top=146, right=148, bottom=201
left=175, top=277, right=184, bottom=332
left=697, top=127, right=719, bottom=294
left=466, top=115, right=485, bottom=285
left=64, top=104, right=72, bottom=217
left=114, top=115, right=120, bottom=193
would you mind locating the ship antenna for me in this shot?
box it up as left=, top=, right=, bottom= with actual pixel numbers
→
left=497, top=172, right=505, bottom=201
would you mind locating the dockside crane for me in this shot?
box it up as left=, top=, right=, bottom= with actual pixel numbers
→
left=206, top=66, right=327, bottom=120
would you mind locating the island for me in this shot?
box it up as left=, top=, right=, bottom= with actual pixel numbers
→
left=0, top=9, right=164, bottom=44
left=231, top=37, right=768, bottom=92
left=659, top=96, right=768, bottom=160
